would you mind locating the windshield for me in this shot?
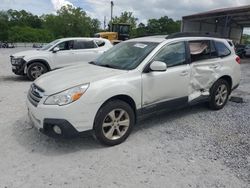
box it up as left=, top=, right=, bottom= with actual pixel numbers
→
left=94, top=41, right=158, bottom=70
left=40, top=39, right=61, bottom=51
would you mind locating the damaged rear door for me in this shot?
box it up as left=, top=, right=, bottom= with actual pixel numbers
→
left=188, top=40, right=222, bottom=101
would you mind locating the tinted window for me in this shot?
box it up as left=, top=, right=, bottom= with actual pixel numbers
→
left=74, top=40, right=97, bottom=49
left=215, top=41, right=231, bottom=57
left=189, top=40, right=218, bottom=62
left=56, top=40, right=74, bottom=51
left=153, top=42, right=186, bottom=67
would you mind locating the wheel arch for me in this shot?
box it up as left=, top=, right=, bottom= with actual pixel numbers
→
left=96, top=94, right=138, bottom=123
left=218, top=75, right=232, bottom=92
left=25, top=59, right=51, bottom=73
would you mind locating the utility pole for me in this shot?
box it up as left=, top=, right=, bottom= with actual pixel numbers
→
left=111, top=1, right=114, bottom=23
left=104, top=16, right=106, bottom=30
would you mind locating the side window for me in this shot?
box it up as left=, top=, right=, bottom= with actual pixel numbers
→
left=73, top=40, right=97, bottom=50
left=189, top=40, right=215, bottom=62
left=214, top=41, right=231, bottom=57
left=153, top=42, right=186, bottom=67
left=56, top=40, right=74, bottom=51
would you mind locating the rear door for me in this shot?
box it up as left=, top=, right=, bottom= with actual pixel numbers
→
left=72, top=40, right=102, bottom=64
left=188, top=40, right=231, bottom=101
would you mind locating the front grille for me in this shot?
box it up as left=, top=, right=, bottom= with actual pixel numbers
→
left=28, top=84, right=44, bottom=107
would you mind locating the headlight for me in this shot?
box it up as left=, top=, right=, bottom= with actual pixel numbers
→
left=11, top=56, right=24, bottom=65
left=44, top=84, right=89, bottom=106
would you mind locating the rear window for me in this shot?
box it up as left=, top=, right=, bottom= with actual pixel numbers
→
left=74, top=40, right=97, bottom=49
left=189, top=40, right=217, bottom=62
left=214, top=41, right=231, bottom=57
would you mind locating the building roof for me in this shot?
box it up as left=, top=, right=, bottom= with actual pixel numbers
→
left=183, top=5, right=250, bottom=27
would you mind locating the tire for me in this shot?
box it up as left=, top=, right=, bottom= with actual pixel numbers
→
left=94, top=100, right=135, bottom=146
left=27, top=62, right=48, bottom=81
left=209, top=79, right=230, bottom=110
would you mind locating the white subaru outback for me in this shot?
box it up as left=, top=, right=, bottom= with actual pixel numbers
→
left=26, top=34, right=241, bottom=146
left=11, top=37, right=113, bottom=80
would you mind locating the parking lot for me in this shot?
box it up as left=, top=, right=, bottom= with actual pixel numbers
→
left=0, top=48, right=249, bottom=187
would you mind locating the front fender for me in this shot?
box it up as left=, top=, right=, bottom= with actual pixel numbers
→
left=84, top=72, right=142, bottom=110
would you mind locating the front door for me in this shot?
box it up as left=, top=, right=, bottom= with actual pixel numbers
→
left=142, top=41, right=190, bottom=110
left=51, top=40, right=74, bottom=69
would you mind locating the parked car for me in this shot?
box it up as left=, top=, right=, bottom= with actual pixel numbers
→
left=235, top=44, right=246, bottom=58
left=0, top=41, right=15, bottom=48
left=27, top=35, right=241, bottom=146
left=32, top=43, right=44, bottom=48
left=10, top=37, right=113, bottom=80
left=235, top=44, right=250, bottom=58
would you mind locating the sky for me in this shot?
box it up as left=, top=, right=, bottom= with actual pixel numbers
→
left=0, top=0, right=249, bottom=33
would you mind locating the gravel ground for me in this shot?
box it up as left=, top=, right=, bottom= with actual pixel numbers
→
left=0, top=48, right=249, bottom=188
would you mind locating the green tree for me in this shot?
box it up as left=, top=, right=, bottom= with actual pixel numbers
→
left=112, top=11, right=138, bottom=29
left=8, top=26, right=53, bottom=42
left=147, top=16, right=181, bottom=35
left=0, top=11, right=9, bottom=41
left=7, top=9, right=42, bottom=28
left=43, top=5, right=100, bottom=38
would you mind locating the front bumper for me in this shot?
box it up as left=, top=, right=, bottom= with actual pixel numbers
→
left=41, top=119, right=80, bottom=138
left=26, top=95, right=101, bottom=138
left=10, top=57, right=26, bottom=75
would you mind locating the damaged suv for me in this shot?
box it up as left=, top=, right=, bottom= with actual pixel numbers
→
left=27, top=34, right=241, bottom=146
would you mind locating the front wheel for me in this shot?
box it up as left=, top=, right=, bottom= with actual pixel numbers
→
left=209, top=79, right=230, bottom=110
left=94, top=100, right=135, bottom=146
left=27, top=62, right=48, bottom=81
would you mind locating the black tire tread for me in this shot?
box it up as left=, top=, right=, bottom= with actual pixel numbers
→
left=93, top=100, right=135, bottom=146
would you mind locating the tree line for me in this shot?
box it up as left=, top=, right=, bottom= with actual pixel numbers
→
left=0, top=5, right=181, bottom=42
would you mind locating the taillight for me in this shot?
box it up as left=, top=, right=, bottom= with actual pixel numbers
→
left=236, top=56, right=240, bottom=64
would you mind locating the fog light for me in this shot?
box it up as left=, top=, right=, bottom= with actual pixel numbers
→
left=53, top=125, right=62, bottom=135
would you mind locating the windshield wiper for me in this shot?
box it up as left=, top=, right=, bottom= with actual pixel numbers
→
left=98, top=64, right=120, bottom=69
left=89, top=61, right=121, bottom=69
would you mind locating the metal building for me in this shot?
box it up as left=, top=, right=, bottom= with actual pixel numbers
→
left=182, top=5, right=250, bottom=43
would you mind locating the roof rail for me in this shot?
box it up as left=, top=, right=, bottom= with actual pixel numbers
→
left=165, top=32, right=221, bottom=39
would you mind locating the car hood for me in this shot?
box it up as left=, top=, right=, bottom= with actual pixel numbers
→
left=34, top=64, right=127, bottom=95
left=12, top=49, right=47, bottom=58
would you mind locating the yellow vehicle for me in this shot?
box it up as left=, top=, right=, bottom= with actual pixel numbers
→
left=95, top=23, right=130, bottom=44
left=95, top=32, right=118, bottom=41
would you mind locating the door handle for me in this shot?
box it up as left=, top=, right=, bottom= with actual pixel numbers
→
left=180, top=71, right=188, bottom=76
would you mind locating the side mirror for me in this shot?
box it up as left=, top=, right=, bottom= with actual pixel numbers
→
left=53, top=47, right=60, bottom=53
left=150, top=61, right=167, bottom=72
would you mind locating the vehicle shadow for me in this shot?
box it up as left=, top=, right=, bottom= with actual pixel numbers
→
left=13, top=116, right=103, bottom=156
left=0, top=75, right=31, bottom=82
left=13, top=103, right=210, bottom=156
left=133, top=103, right=209, bottom=133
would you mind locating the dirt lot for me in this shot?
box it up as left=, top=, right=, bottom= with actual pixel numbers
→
left=0, top=48, right=249, bottom=188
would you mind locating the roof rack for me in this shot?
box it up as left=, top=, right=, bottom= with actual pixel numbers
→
left=165, top=32, right=221, bottom=39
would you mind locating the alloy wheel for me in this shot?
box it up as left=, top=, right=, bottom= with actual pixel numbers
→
left=215, top=84, right=228, bottom=106
left=102, top=109, right=130, bottom=140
